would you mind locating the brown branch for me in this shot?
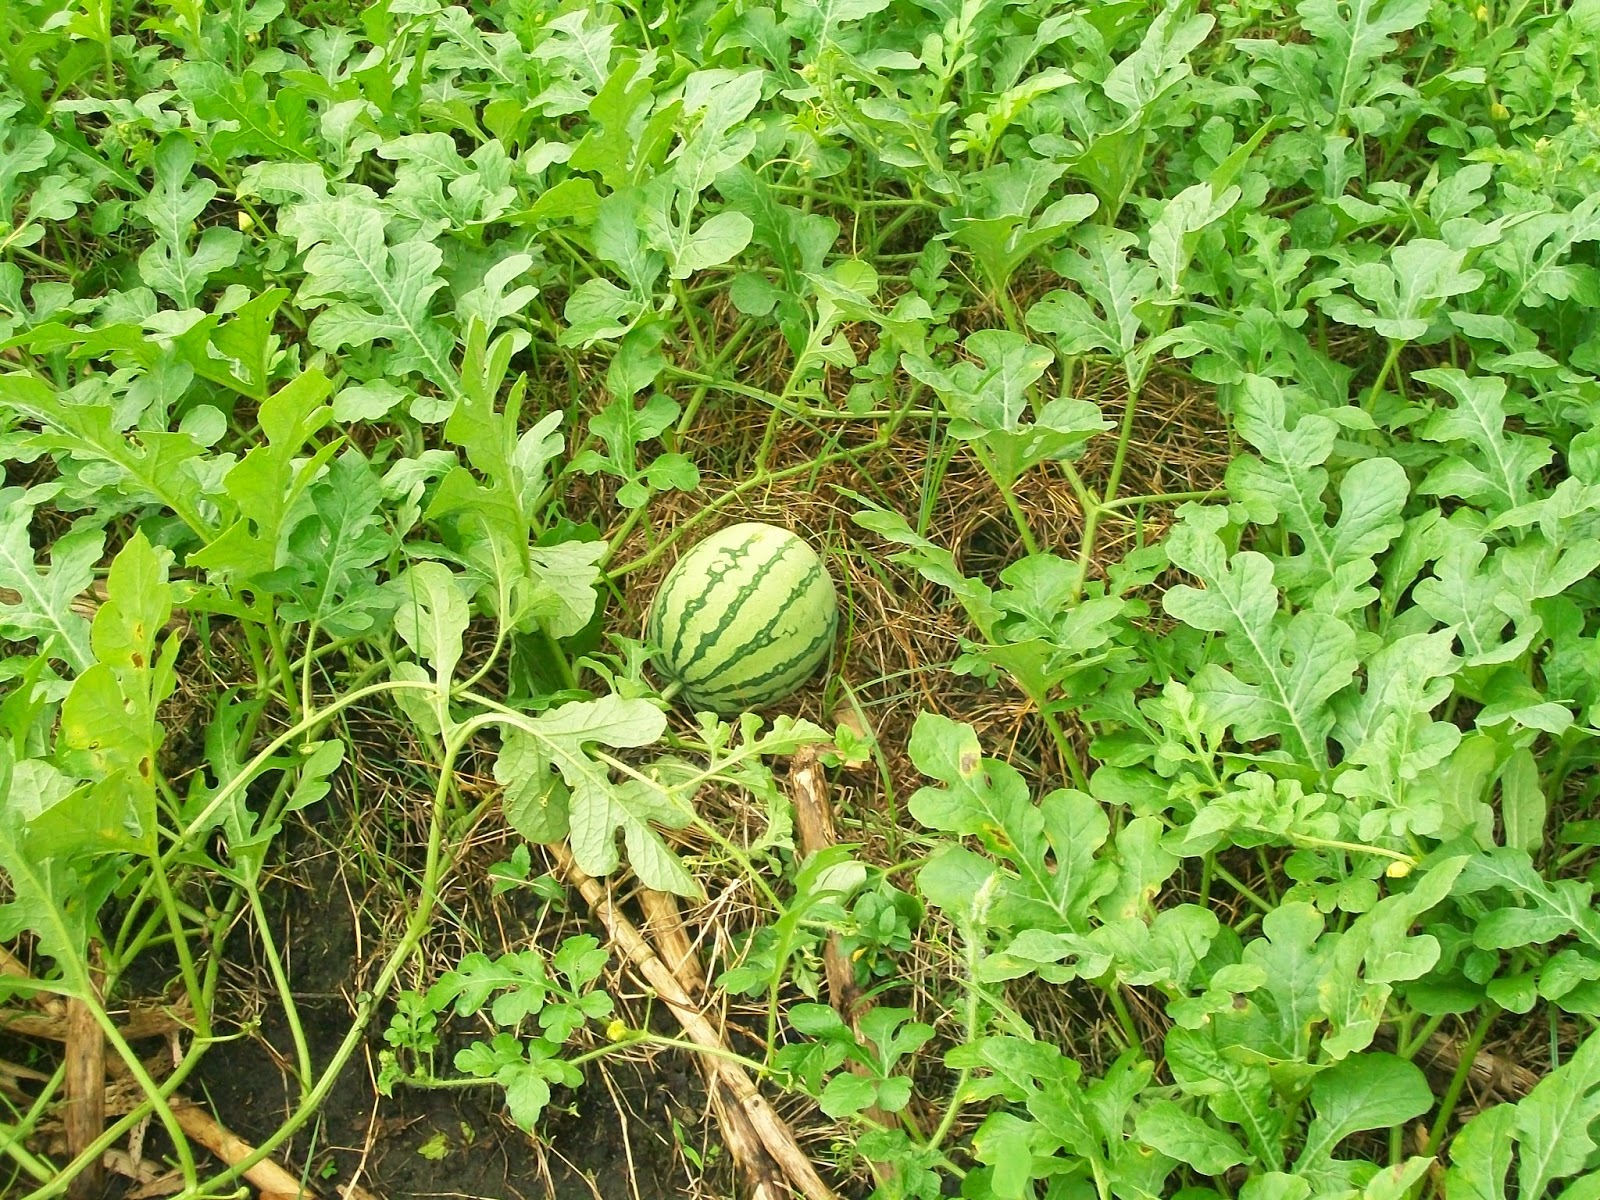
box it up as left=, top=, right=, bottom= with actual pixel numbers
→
left=1419, top=1031, right=1541, bottom=1102
left=790, top=746, right=896, bottom=1182
left=641, top=888, right=786, bottom=1200
left=790, top=746, right=859, bottom=1021
left=0, top=945, right=66, bottom=1016
left=550, top=844, right=840, bottom=1200
left=0, top=583, right=188, bottom=635
left=0, top=1056, right=52, bottom=1103
left=0, top=953, right=372, bottom=1200
left=637, top=887, right=708, bottom=997
left=0, top=1002, right=186, bottom=1042
left=172, top=1104, right=315, bottom=1199
left=109, top=1148, right=177, bottom=1198
left=63, top=965, right=106, bottom=1200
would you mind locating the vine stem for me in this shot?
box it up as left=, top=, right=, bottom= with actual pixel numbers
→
left=1101, top=487, right=1221, bottom=511
left=1105, top=982, right=1142, bottom=1051
left=607, top=432, right=893, bottom=578
left=662, top=366, right=936, bottom=422
left=1209, top=860, right=1274, bottom=913
left=26, top=689, right=470, bottom=1200
left=1002, top=483, right=1041, bottom=555
left=155, top=710, right=490, bottom=1198
left=0, top=1063, right=66, bottom=1182
left=1399, top=1011, right=1448, bottom=1059
left=609, top=375, right=923, bottom=578
left=1, top=1133, right=54, bottom=1183
left=1039, top=708, right=1091, bottom=792
left=172, top=677, right=440, bottom=852
left=1101, top=382, right=1143, bottom=508
left=926, top=928, right=984, bottom=1153
left=572, top=1031, right=772, bottom=1075
left=31, top=681, right=439, bottom=1193
left=974, top=444, right=1040, bottom=557
left=247, top=883, right=316, bottom=1100
left=90, top=997, right=201, bottom=1188
left=262, top=601, right=303, bottom=721
left=673, top=279, right=709, bottom=362
left=1072, top=509, right=1106, bottom=606
left=1292, top=834, right=1415, bottom=866
left=1366, top=339, right=1403, bottom=413
left=1423, top=1006, right=1498, bottom=1158
left=1071, top=381, right=1144, bottom=605
left=148, top=857, right=210, bottom=1041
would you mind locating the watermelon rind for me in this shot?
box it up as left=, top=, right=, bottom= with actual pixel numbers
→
left=646, top=522, right=838, bottom=714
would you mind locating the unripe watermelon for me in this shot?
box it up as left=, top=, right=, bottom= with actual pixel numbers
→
left=646, top=522, right=838, bottom=714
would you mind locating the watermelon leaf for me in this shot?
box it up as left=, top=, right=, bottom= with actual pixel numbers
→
left=1445, top=1031, right=1600, bottom=1200
left=0, top=490, right=99, bottom=674
left=908, top=712, right=1116, bottom=933
left=391, top=562, right=471, bottom=686
left=493, top=697, right=693, bottom=895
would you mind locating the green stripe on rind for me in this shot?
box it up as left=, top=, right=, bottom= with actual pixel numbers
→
left=662, top=545, right=754, bottom=666
left=677, top=568, right=833, bottom=687
left=647, top=526, right=788, bottom=666
left=683, top=621, right=836, bottom=711
left=689, top=608, right=835, bottom=694
left=645, top=550, right=703, bottom=673
left=667, top=538, right=798, bottom=672
left=678, top=581, right=802, bottom=685
left=648, top=523, right=838, bottom=713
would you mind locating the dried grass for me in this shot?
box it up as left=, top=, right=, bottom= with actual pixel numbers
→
left=118, top=321, right=1244, bottom=1196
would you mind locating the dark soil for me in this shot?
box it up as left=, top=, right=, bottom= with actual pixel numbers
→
left=190, top=1014, right=699, bottom=1199
left=180, top=843, right=723, bottom=1200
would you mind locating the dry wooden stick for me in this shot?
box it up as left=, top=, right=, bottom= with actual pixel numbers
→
left=0, top=584, right=187, bottom=635
left=0, top=586, right=104, bottom=625
left=1419, top=1032, right=1541, bottom=1101
left=168, top=1103, right=383, bottom=1200
left=790, top=746, right=897, bottom=1180
left=171, top=1105, right=315, bottom=1199
left=140, top=1089, right=379, bottom=1200
left=790, top=746, right=859, bottom=1021
left=641, top=889, right=786, bottom=1200
left=109, top=1147, right=177, bottom=1198
left=64, top=988, right=107, bottom=1200
left=549, top=844, right=840, bottom=1200
left=0, top=1056, right=52, bottom=1105
left=0, top=952, right=375, bottom=1200
left=0, top=1002, right=186, bottom=1042
left=637, top=888, right=708, bottom=996
left=0, top=945, right=66, bottom=1016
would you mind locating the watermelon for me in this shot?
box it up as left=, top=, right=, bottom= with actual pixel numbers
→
left=646, top=522, right=838, bottom=713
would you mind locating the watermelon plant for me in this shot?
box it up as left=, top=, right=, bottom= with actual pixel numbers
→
left=2, top=0, right=1600, bottom=1196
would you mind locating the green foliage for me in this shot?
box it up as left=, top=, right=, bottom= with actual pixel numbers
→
left=3, top=0, right=1600, bottom=1195
left=379, top=936, right=613, bottom=1131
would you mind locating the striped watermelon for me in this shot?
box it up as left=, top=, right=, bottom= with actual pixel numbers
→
left=646, top=522, right=838, bottom=714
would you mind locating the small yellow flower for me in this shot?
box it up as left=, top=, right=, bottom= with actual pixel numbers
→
left=1386, top=859, right=1413, bottom=879
left=1490, top=102, right=1510, bottom=121
left=605, top=1019, right=630, bottom=1042
left=237, top=211, right=254, bottom=232
left=1475, top=4, right=1488, bottom=19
